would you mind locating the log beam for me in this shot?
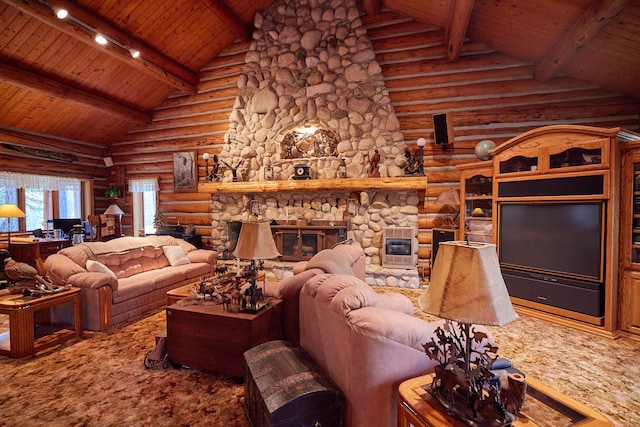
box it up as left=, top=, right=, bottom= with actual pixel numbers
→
left=200, top=0, right=250, bottom=41
left=363, top=0, right=382, bottom=16
left=446, top=0, right=475, bottom=61
left=0, top=62, right=151, bottom=124
left=2, top=0, right=198, bottom=95
left=534, top=0, right=628, bottom=82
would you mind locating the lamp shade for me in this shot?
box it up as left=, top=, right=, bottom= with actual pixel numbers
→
left=419, top=241, right=518, bottom=326
left=0, top=204, right=26, bottom=218
left=105, top=204, right=124, bottom=215
left=233, top=221, right=281, bottom=260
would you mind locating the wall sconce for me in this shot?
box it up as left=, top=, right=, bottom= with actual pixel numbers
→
left=202, top=153, right=220, bottom=182
left=404, top=137, right=426, bottom=176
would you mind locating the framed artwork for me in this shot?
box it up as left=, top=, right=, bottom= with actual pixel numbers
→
left=173, top=151, right=196, bottom=191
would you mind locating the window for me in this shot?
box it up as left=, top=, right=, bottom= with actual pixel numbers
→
left=0, top=172, right=82, bottom=233
left=129, top=178, right=159, bottom=236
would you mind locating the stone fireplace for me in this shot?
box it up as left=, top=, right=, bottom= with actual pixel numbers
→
left=209, top=0, right=422, bottom=288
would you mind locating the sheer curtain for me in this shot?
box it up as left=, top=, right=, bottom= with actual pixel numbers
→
left=128, top=178, right=159, bottom=192
left=0, top=171, right=80, bottom=191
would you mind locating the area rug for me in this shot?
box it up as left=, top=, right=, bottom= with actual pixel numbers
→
left=0, top=287, right=638, bottom=426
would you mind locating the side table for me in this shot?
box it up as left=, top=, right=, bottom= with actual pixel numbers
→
left=398, top=373, right=612, bottom=427
left=0, top=287, right=83, bottom=358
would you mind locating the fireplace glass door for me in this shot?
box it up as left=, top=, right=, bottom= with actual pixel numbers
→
left=276, top=229, right=325, bottom=261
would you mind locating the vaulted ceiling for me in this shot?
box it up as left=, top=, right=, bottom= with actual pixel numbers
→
left=0, top=0, right=638, bottom=151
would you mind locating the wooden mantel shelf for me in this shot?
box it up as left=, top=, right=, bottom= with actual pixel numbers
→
left=198, top=176, right=427, bottom=194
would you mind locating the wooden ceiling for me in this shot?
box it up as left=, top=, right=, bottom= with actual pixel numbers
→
left=0, top=0, right=638, bottom=151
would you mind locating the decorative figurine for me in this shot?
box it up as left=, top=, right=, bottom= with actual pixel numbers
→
left=369, top=149, right=381, bottom=178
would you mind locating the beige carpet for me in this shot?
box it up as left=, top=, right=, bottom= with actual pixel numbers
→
left=0, top=288, right=638, bottom=426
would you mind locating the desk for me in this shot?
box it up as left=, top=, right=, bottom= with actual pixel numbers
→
left=0, top=287, right=83, bottom=358
left=10, top=238, right=69, bottom=266
left=398, top=374, right=612, bottom=427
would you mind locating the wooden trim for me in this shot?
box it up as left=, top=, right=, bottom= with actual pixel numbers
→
left=99, top=286, right=112, bottom=331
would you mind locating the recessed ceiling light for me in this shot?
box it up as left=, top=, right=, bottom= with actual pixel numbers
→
left=95, top=33, right=108, bottom=45
left=129, top=48, right=140, bottom=58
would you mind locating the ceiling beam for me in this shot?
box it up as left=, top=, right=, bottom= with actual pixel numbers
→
left=363, top=0, right=382, bottom=16
left=2, top=0, right=198, bottom=95
left=534, top=0, right=628, bottom=82
left=446, top=0, right=475, bottom=61
left=200, top=0, right=250, bottom=41
left=0, top=62, right=151, bottom=124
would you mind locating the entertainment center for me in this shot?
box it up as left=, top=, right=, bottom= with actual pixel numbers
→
left=459, top=125, right=623, bottom=336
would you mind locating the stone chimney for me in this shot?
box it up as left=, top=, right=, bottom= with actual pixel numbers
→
left=219, top=0, right=407, bottom=182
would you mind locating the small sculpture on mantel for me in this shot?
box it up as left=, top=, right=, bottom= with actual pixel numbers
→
left=369, top=149, right=381, bottom=178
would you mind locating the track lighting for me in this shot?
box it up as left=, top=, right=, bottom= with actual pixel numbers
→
left=53, top=6, right=68, bottom=19
left=95, top=33, right=108, bottom=45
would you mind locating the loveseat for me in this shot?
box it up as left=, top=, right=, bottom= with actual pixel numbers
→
left=269, top=244, right=445, bottom=427
left=44, top=235, right=217, bottom=331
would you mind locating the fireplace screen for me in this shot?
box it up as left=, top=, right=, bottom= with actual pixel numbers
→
left=276, top=230, right=325, bottom=261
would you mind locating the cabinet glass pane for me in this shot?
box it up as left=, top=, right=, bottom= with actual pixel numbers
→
left=633, top=163, right=640, bottom=263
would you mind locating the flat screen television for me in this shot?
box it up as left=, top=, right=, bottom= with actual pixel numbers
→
left=52, top=218, right=82, bottom=237
left=498, top=202, right=604, bottom=282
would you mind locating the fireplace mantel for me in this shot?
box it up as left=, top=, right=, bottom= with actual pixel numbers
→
left=198, top=176, right=427, bottom=194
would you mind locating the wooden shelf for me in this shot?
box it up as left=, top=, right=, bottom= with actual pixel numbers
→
left=198, top=176, right=427, bottom=194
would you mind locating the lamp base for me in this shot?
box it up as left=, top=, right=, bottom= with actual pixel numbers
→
left=430, top=381, right=515, bottom=427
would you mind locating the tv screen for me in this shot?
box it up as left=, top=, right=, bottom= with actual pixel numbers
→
left=498, top=202, right=603, bottom=281
left=52, top=218, right=82, bottom=237
left=385, top=238, right=412, bottom=256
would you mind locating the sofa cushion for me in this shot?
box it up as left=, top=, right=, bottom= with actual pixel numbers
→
left=112, top=277, right=155, bottom=304
left=86, top=260, right=116, bottom=279
left=163, top=245, right=191, bottom=266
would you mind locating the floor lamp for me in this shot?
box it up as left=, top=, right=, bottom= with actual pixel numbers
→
left=0, top=204, right=26, bottom=251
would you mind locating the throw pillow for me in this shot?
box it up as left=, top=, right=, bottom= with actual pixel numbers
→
left=86, top=259, right=117, bottom=279
left=163, top=245, right=191, bottom=266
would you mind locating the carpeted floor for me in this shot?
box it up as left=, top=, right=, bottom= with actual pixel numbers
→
left=0, top=287, right=638, bottom=426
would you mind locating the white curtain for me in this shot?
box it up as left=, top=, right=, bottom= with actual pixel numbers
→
left=0, top=171, right=80, bottom=191
left=128, top=178, right=159, bottom=192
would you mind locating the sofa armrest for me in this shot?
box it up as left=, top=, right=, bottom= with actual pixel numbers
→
left=45, top=254, right=88, bottom=285
left=65, top=272, right=118, bottom=290
left=186, top=249, right=218, bottom=264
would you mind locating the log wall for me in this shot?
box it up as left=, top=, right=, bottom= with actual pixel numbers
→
left=1, top=11, right=638, bottom=277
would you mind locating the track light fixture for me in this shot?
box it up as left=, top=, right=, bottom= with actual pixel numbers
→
left=95, top=33, right=108, bottom=45
left=129, top=48, right=140, bottom=58
left=53, top=6, right=68, bottom=19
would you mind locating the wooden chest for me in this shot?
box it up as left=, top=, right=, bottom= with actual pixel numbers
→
left=166, top=299, right=282, bottom=378
left=244, top=340, right=343, bottom=427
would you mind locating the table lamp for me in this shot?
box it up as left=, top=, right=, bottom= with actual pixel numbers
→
left=0, top=204, right=26, bottom=249
left=233, top=221, right=280, bottom=311
left=105, top=204, right=124, bottom=236
left=419, top=241, right=519, bottom=425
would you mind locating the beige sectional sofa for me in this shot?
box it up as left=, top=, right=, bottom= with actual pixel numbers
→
left=45, top=235, right=217, bottom=331
left=270, top=244, right=447, bottom=427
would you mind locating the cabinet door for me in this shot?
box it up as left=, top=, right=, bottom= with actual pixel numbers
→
left=621, top=272, right=640, bottom=335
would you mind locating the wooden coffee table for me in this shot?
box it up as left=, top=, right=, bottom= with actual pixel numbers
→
left=398, top=374, right=612, bottom=427
left=166, top=298, right=282, bottom=377
left=0, top=287, right=83, bottom=358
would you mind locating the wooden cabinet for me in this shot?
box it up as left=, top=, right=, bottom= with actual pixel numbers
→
left=10, top=239, right=69, bottom=266
left=619, top=139, right=640, bottom=337
left=459, top=125, right=627, bottom=336
left=459, top=163, right=493, bottom=244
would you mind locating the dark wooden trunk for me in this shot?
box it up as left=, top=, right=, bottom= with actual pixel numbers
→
left=244, top=340, right=343, bottom=427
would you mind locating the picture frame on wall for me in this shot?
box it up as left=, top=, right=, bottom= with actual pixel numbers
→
left=173, top=151, right=196, bottom=192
